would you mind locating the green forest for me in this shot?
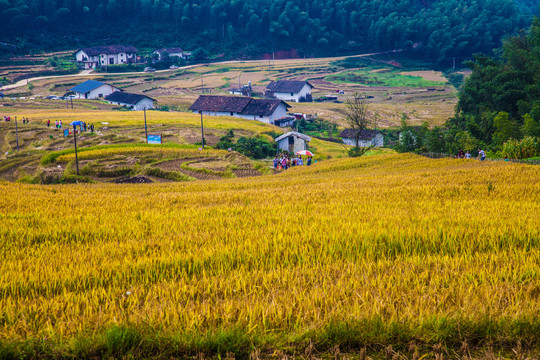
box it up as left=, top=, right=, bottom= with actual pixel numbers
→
left=398, top=17, right=540, bottom=159
left=0, top=0, right=537, bottom=59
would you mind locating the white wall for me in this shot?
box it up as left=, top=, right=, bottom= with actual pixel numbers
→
left=76, top=51, right=135, bottom=67
left=277, top=137, right=308, bottom=152
left=273, top=84, right=312, bottom=102
left=343, top=133, right=384, bottom=147
left=133, top=98, right=155, bottom=111
left=110, top=98, right=154, bottom=110
left=75, top=84, right=120, bottom=100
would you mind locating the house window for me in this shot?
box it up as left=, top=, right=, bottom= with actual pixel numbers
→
left=291, top=92, right=294, bottom=96
left=98, top=94, right=103, bottom=97
left=259, top=115, right=263, bottom=118
left=230, top=112, right=234, bottom=116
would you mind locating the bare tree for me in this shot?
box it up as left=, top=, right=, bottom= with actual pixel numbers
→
left=344, top=92, right=374, bottom=156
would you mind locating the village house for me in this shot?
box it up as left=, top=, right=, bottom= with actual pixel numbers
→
left=189, top=95, right=290, bottom=125
left=153, top=48, right=191, bottom=60
left=265, top=80, right=314, bottom=102
left=69, top=80, right=121, bottom=100
left=75, top=45, right=139, bottom=69
left=340, top=129, right=384, bottom=147
left=275, top=131, right=311, bottom=154
left=105, top=92, right=156, bottom=111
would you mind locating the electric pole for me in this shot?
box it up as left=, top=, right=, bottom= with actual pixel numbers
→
left=15, top=116, right=19, bottom=151
left=144, top=108, right=148, bottom=143
left=73, top=125, right=79, bottom=175
left=200, top=111, right=205, bottom=149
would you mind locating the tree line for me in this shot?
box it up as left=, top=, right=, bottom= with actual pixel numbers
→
left=0, top=0, right=536, bottom=59
left=398, top=17, right=540, bottom=159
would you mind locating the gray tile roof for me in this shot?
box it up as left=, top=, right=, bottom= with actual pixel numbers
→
left=105, top=91, right=155, bottom=105
left=266, top=80, right=313, bottom=93
left=78, top=45, right=138, bottom=57
left=189, top=95, right=289, bottom=116
left=275, top=131, right=312, bottom=142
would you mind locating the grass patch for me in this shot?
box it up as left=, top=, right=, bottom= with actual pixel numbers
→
left=145, top=167, right=195, bottom=181
left=326, top=69, right=446, bottom=88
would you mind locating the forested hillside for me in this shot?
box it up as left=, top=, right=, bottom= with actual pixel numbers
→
left=449, top=17, right=540, bottom=151
left=0, top=0, right=537, bottom=58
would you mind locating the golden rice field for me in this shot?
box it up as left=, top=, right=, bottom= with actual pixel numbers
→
left=1, top=154, right=539, bottom=358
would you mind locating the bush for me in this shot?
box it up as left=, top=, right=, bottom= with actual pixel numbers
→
left=501, top=137, right=540, bottom=159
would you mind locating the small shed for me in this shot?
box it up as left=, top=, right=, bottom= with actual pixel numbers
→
left=340, top=129, right=384, bottom=147
left=275, top=131, right=311, bottom=154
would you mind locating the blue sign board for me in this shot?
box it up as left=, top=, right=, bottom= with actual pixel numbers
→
left=63, top=129, right=69, bottom=137
left=148, top=135, right=162, bottom=144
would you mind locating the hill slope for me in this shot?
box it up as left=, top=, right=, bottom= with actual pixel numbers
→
left=1, top=154, right=539, bottom=358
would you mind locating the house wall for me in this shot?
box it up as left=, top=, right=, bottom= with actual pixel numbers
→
left=76, top=51, right=136, bottom=68
left=342, top=133, right=384, bottom=147
left=133, top=98, right=155, bottom=111
left=273, top=84, right=312, bottom=102
left=76, top=84, right=120, bottom=100
left=277, top=137, right=308, bottom=153
left=269, top=104, right=288, bottom=124
left=109, top=98, right=154, bottom=110
left=193, top=104, right=287, bottom=125
left=154, top=51, right=184, bottom=60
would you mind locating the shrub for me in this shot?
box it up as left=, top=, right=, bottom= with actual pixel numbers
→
left=501, top=137, right=540, bottom=159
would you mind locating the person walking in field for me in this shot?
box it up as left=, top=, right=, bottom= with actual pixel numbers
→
left=273, top=156, right=278, bottom=169
left=47, top=119, right=50, bottom=127
left=478, top=148, right=486, bottom=161
left=281, top=156, right=287, bottom=170
left=307, top=157, right=312, bottom=166
left=458, top=149, right=464, bottom=158
left=90, top=123, right=94, bottom=132
left=465, top=151, right=471, bottom=159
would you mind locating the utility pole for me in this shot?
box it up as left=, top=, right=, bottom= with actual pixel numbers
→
left=73, top=125, right=79, bottom=175
left=144, top=108, right=148, bottom=143
left=15, top=116, right=19, bottom=151
left=453, top=57, right=456, bottom=71
left=201, top=75, right=204, bottom=94
left=200, top=111, right=205, bottom=149
left=66, top=98, right=69, bottom=110
left=71, top=97, right=73, bottom=109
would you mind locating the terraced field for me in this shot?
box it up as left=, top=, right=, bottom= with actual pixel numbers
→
left=0, top=154, right=539, bottom=359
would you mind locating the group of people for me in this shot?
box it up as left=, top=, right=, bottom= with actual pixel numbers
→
left=457, top=148, right=486, bottom=161
left=3, top=116, right=30, bottom=124
left=273, top=154, right=312, bottom=170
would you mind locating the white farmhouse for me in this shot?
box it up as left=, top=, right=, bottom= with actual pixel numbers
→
left=75, top=45, right=139, bottom=69
left=153, top=47, right=190, bottom=60
left=105, top=92, right=156, bottom=111
left=275, top=131, right=311, bottom=154
left=188, top=95, right=290, bottom=125
left=69, top=80, right=121, bottom=100
left=340, top=129, right=384, bottom=147
left=265, top=80, right=314, bottom=102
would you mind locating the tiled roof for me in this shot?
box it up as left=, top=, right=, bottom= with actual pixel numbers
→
left=340, top=129, right=381, bottom=140
left=78, top=45, right=138, bottom=56
left=241, top=99, right=287, bottom=116
left=189, top=95, right=252, bottom=113
left=69, top=80, right=106, bottom=94
left=105, top=91, right=155, bottom=105
left=266, top=80, right=313, bottom=93
left=275, top=131, right=312, bottom=142
left=155, top=48, right=184, bottom=54
left=189, top=95, right=290, bottom=116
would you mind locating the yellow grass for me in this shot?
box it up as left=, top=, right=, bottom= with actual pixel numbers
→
left=0, top=153, right=539, bottom=352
